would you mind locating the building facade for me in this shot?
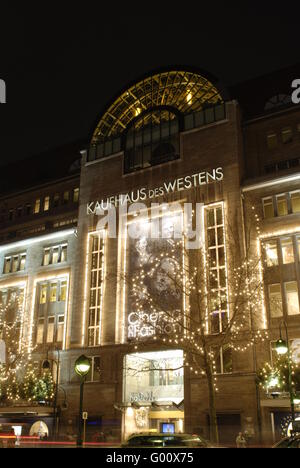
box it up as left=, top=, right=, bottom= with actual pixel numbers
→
left=0, top=65, right=300, bottom=444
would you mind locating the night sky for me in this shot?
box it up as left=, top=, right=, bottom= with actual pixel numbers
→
left=0, top=4, right=300, bottom=167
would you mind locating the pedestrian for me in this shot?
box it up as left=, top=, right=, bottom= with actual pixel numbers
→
left=236, top=432, right=247, bottom=448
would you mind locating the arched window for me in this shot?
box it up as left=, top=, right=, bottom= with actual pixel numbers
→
left=124, top=107, right=180, bottom=173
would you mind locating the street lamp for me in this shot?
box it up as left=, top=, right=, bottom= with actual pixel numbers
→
left=75, top=355, right=91, bottom=447
left=42, top=348, right=60, bottom=439
left=275, top=321, right=295, bottom=423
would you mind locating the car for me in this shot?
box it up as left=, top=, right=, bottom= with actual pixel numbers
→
left=273, top=435, right=300, bottom=448
left=121, top=432, right=217, bottom=448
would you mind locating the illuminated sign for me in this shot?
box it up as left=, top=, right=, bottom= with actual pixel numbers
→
left=87, top=167, right=224, bottom=214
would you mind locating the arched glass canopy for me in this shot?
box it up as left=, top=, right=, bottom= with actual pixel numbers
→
left=92, top=70, right=223, bottom=144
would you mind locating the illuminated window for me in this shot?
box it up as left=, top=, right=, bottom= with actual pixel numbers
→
left=268, top=284, right=283, bottom=318
left=263, top=198, right=274, bottom=219
left=34, top=199, right=41, bottom=214
left=285, top=282, right=300, bottom=316
left=73, top=188, right=79, bottom=203
left=207, top=205, right=228, bottom=334
left=57, top=316, right=64, bottom=343
left=4, top=257, right=11, bottom=274
left=88, top=234, right=105, bottom=347
left=291, top=192, right=300, bottom=213
left=43, top=244, right=67, bottom=266
left=40, top=285, right=47, bottom=304
left=212, top=345, right=232, bottom=374
left=20, top=254, right=26, bottom=271
left=86, top=356, right=101, bottom=383
left=47, top=317, right=55, bottom=343
left=12, top=256, right=19, bottom=273
left=61, top=245, right=67, bottom=263
left=44, top=196, right=50, bottom=212
left=276, top=195, right=288, bottom=216
left=37, top=318, right=45, bottom=344
left=52, top=247, right=59, bottom=264
left=50, top=283, right=57, bottom=303
left=281, top=237, right=294, bottom=264
left=265, top=241, right=278, bottom=267
left=267, top=132, right=278, bottom=150
left=3, top=253, right=26, bottom=274
left=59, top=281, right=67, bottom=302
left=282, top=127, right=293, bottom=144
left=43, top=249, right=50, bottom=266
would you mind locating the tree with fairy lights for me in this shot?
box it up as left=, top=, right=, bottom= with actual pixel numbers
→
left=121, top=201, right=268, bottom=443
left=0, top=286, right=36, bottom=404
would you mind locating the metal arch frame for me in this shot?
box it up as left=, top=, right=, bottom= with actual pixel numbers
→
left=92, top=70, right=223, bottom=144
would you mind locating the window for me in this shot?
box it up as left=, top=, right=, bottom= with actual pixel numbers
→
left=17, top=207, right=23, bottom=218
left=263, top=198, right=274, bottom=219
left=285, top=282, right=300, bottom=316
left=265, top=241, right=278, bottom=267
left=282, top=127, right=293, bottom=144
left=25, top=204, right=31, bottom=216
left=207, top=206, right=228, bottom=334
left=42, top=244, right=67, bottom=266
left=47, top=317, right=55, bottom=343
left=276, top=194, right=288, bottom=216
left=124, top=109, right=180, bottom=174
left=57, top=316, right=64, bottom=343
left=37, top=319, right=45, bottom=344
left=35, top=278, right=68, bottom=346
left=269, top=284, right=283, bottom=318
left=52, top=247, right=59, bottom=264
left=53, top=194, right=60, bottom=208
left=12, top=256, right=19, bottom=273
left=212, top=346, right=233, bottom=374
left=43, top=249, right=50, bottom=266
left=40, top=285, right=47, bottom=304
left=63, top=191, right=69, bottom=204
left=34, top=199, right=41, bottom=214
left=3, top=253, right=26, bottom=274
left=88, top=234, right=105, bottom=347
left=73, top=188, right=79, bottom=203
left=44, top=196, right=50, bottom=212
left=281, top=238, right=294, bottom=264
left=50, top=283, right=57, bottom=303
left=267, top=133, right=278, bottom=150
left=9, top=209, right=14, bottom=221
left=291, top=192, right=300, bottom=213
left=4, top=257, right=11, bottom=274
left=86, top=356, right=101, bottom=383
left=59, top=281, right=67, bottom=302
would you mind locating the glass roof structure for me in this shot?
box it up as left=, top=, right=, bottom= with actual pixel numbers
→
left=92, top=70, right=223, bottom=144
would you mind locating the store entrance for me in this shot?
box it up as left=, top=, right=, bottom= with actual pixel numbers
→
left=123, top=350, right=184, bottom=440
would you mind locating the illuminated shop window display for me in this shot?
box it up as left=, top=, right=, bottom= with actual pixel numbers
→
left=123, top=350, right=184, bottom=438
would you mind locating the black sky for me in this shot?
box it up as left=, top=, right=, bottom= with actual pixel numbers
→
left=1, top=3, right=300, bottom=167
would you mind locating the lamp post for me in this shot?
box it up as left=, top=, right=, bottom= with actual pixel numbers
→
left=42, top=348, right=60, bottom=439
left=75, top=355, right=91, bottom=448
left=275, top=321, right=295, bottom=423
